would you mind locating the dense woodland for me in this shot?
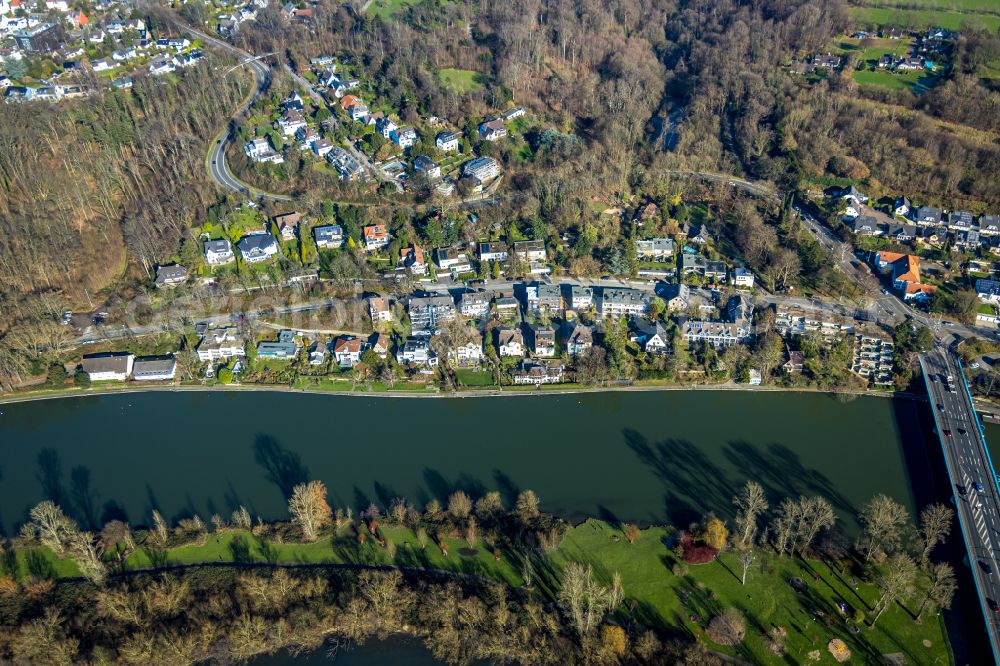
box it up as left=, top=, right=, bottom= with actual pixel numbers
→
left=2, top=0, right=999, bottom=379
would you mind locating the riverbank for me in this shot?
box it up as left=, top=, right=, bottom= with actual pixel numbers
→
left=0, top=377, right=916, bottom=406
left=4, top=519, right=951, bottom=665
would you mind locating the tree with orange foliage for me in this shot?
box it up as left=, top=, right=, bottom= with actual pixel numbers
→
left=288, top=480, right=333, bottom=542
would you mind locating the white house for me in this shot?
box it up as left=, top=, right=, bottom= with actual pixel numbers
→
left=132, top=355, right=177, bottom=381
left=245, top=137, right=284, bottom=164
left=436, top=131, right=459, bottom=152
left=333, top=337, right=364, bottom=368
left=237, top=233, right=279, bottom=263
left=204, top=239, right=235, bottom=265
left=82, top=353, right=133, bottom=381
left=731, top=267, right=754, bottom=288
left=391, top=127, right=417, bottom=148
left=197, top=327, right=244, bottom=361
left=497, top=328, right=524, bottom=357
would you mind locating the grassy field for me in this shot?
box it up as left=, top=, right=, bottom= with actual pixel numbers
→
left=366, top=0, right=422, bottom=18
left=855, top=0, right=1000, bottom=13
left=851, top=6, right=1000, bottom=32
left=853, top=68, right=939, bottom=92
left=9, top=520, right=953, bottom=665
left=438, top=68, right=486, bottom=93
left=455, top=367, right=496, bottom=386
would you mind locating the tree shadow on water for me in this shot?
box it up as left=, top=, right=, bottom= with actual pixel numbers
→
left=69, top=466, right=99, bottom=530
left=722, top=440, right=857, bottom=517
left=253, top=434, right=308, bottom=500
left=623, top=428, right=734, bottom=526
left=36, top=448, right=65, bottom=506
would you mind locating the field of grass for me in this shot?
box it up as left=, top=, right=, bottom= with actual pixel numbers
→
left=853, top=68, right=939, bottom=92
left=855, top=0, right=1000, bottom=13
left=9, top=520, right=951, bottom=665
left=366, top=0, right=421, bottom=18
left=438, top=68, right=486, bottom=93
left=851, top=6, right=1000, bottom=32
left=455, top=367, right=496, bottom=387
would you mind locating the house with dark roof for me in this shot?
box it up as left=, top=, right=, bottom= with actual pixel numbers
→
left=154, top=264, right=188, bottom=288
left=237, top=233, right=279, bottom=263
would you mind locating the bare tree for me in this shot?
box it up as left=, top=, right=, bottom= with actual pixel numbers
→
left=918, top=504, right=953, bottom=568
left=707, top=608, right=746, bottom=645
left=870, top=553, right=917, bottom=627
left=916, top=562, right=956, bottom=622
left=288, top=480, right=333, bottom=541
left=795, top=496, right=836, bottom=555
left=447, top=490, right=473, bottom=520
left=68, top=531, right=106, bottom=585
left=739, top=549, right=755, bottom=585
left=20, top=501, right=77, bottom=556
left=516, top=490, right=540, bottom=522
left=557, top=562, right=619, bottom=637
left=150, top=510, right=169, bottom=547
left=733, top=481, right=768, bottom=549
left=232, top=506, right=252, bottom=530
left=858, top=494, right=910, bottom=561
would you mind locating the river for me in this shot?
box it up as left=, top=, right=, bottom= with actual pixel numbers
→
left=0, top=389, right=954, bottom=537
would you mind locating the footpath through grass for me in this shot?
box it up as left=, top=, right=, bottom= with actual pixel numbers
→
left=11, top=520, right=952, bottom=665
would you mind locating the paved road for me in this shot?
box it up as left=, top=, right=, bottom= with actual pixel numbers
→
left=187, top=26, right=291, bottom=202
left=922, top=349, right=1000, bottom=664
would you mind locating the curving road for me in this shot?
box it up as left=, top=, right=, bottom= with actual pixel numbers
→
left=189, top=26, right=292, bottom=202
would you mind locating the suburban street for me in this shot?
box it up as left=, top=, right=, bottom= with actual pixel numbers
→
left=187, top=25, right=292, bottom=202
left=922, top=349, right=1000, bottom=663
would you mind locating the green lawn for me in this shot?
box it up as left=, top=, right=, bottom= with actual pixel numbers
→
left=9, top=520, right=952, bottom=665
left=455, top=368, right=496, bottom=387
left=853, top=68, right=939, bottom=93
left=851, top=6, right=1000, bottom=32
left=366, top=0, right=421, bottom=18
left=855, top=0, right=1000, bottom=12
left=438, top=68, right=486, bottom=93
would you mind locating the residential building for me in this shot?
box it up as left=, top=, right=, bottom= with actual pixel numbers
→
left=502, top=107, right=526, bottom=121
left=661, top=283, right=690, bottom=311
left=399, top=245, right=428, bottom=275
left=368, top=296, right=391, bottom=324
left=327, top=147, right=363, bottom=181
left=731, top=267, right=754, bottom=288
left=244, top=136, right=284, bottom=164
left=980, top=215, right=1000, bottom=237
left=408, top=294, right=456, bottom=335
left=565, top=324, right=594, bottom=356
left=275, top=109, right=307, bottom=136
left=478, top=241, right=508, bottom=262
left=748, top=369, right=762, bottom=385
left=681, top=295, right=753, bottom=348
left=704, top=261, right=727, bottom=281
left=13, top=23, right=64, bottom=53
left=436, top=131, right=459, bottom=152
left=375, top=116, right=398, bottom=138
left=635, top=238, right=674, bottom=261
left=915, top=206, right=942, bottom=226
left=837, top=185, right=868, bottom=218
left=237, top=233, right=279, bottom=263
left=948, top=210, right=975, bottom=231
left=132, top=355, right=176, bottom=381
left=363, top=224, right=390, bottom=251
left=204, top=239, right=235, bottom=265
left=885, top=224, right=917, bottom=242
left=370, top=332, right=390, bottom=359
left=149, top=55, right=176, bottom=75
left=257, top=330, right=298, bottom=359
left=681, top=254, right=707, bottom=275
left=569, top=285, right=594, bottom=310
left=783, top=349, right=805, bottom=374
left=459, top=291, right=491, bottom=318
left=447, top=339, right=483, bottom=367
left=273, top=211, right=303, bottom=241
left=851, top=335, right=894, bottom=386
left=526, top=283, right=562, bottom=313
left=197, top=327, right=244, bottom=361
left=532, top=326, right=557, bottom=357
left=903, top=283, right=937, bottom=302
left=977, top=279, right=1000, bottom=304
left=391, top=127, right=417, bottom=148
left=598, top=288, right=648, bottom=318
left=479, top=118, right=506, bottom=141
left=512, top=361, right=564, bottom=385
left=630, top=318, right=668, bottom=354
left=954, top=229, right=981, bottom=252
left=893, top=197, right=911, bottom=218
left=313, top=224, right=344, bottom=249
left=312, top=139, right=334, bottom=157
left=413, top=155, right=441, bottom=180
left=496, top=297, right=519, bottom=316
left=81, top=352, right=133, bottom=381
left=434, top=247, right=469, bottom=271
left=463, top=156, right=501, bottom=183
left=153, top=264, right=188, bottom=289
left=497, top=328, right=525, bottom=357
left=396, top=337, right=435, bottom=366
left=512, top=240, right=546, bottom=262
left=333, top=337, right=364, bottom=367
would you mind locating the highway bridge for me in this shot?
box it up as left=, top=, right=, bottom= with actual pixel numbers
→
left=921, top=349, right=1000, bottom=663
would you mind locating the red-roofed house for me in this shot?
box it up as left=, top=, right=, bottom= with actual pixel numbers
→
left=333, top=337, right=364, bottom=367
left=363, top=224, right=390, bottom=252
